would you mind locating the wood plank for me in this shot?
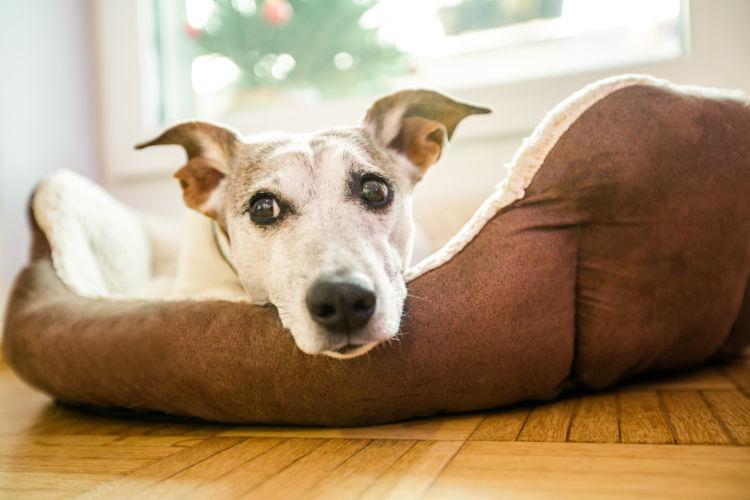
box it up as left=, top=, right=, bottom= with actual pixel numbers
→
left=0, top=388, right=49, bottom=421
left=23, top=408, right=165, bottom=438
left=219, top=413, right=482, bottom=441
left=359, top=440, right=463, bottom=500
left=99, top=421, right=170, bottom=437
left=192, top=438, right=324, bottom=498
left=109, top=436, right=202, bottom=448
left=722, top=359, right=750, bottom=393
left=130, top=438, right=283, bottom=500
left=517, top=399, right=575, bottom=442
left=77, top=437, right=242, bottom=499
left=0, top=434, right=121, bottom=447
left=306, top=439, right=415, bottom=500
left=0, top=471, right=120, bottom=491
left=3, top=443, right=183, bottom=461
left=0, top=457, right=167, bottom=476
left=425, top=441, right=750, bottom=499
left=73, top=420, right=159, bottom=437
left=0, top=434, right=200, bottom=448
left=703, top=390, right=750, bottom=445
left=29, top=416, right=141, bottom=437
left=618, top=391, right=674, bottom=444
left=145, top=423, right=230, bottom=437
left=0, top=487, right=87, bottom=499
left=25, top=406, right=96, bottom=436
left=568, top=393, right=619, bottom=443
left=0, top=418, right=38, bottom=438
left=242, top=439, right=368, bottom=499
left=660, top=391, right=732, bottom=445
left=0, top=440, right=184, bottom=475
left=469, top=406, right=530, bottom=441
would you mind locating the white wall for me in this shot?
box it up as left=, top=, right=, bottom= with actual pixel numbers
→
left=0, top=1, right=99, bottom=318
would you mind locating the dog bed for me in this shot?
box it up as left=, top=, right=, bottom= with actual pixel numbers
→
left=3, top=75, right=750, bottom=426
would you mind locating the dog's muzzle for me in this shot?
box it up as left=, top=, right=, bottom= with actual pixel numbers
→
left=305, top=271, right=376, bottom=334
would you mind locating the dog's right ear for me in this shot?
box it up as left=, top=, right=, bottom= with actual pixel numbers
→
left=135, top=121, right=239, bottom=219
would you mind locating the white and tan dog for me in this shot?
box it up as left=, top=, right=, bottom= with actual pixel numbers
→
left=137, top=90, right=489, bottom=358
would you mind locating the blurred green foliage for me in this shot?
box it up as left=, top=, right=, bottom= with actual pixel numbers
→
left=195, top=0, right=409, bottom=95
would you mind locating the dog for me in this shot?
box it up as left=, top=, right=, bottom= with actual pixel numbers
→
left=136, top=89, right=490, bottom=358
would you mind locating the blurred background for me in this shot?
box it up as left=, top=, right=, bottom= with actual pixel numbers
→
left=1, top=0, right=749, bottom=319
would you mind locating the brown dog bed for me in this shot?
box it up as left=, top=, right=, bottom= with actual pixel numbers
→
left=3, top=75, right=750, bottom=426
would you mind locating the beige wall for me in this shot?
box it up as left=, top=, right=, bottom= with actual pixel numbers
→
left=0, top=1, right=99, bottom=316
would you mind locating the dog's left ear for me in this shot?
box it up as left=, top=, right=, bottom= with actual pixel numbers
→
left=364, top=89, right=491, bottom=173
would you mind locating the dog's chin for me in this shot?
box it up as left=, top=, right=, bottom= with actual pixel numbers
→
left=321, top=341, right=379, bottom=359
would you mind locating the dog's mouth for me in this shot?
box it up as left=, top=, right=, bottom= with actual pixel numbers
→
left=322, top=342, right=377, bottom=359
left=334, top=344, right=361, bottom=355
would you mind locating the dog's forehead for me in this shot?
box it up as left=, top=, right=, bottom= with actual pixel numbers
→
left=309, top=127, right=417, bottom=185
left=228, top=127, right=401, bottom=205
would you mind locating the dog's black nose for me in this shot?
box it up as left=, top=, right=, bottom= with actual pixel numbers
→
left=306, top=271, right=376, bottom=333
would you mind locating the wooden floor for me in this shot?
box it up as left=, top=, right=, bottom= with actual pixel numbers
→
left=1, top=356, right=749, bottom=499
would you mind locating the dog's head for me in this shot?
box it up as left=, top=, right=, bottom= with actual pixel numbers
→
left=137, top=90, right=489, bottom=357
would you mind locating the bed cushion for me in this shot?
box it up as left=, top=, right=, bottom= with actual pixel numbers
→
left=3, top=75, right=749, bottom=426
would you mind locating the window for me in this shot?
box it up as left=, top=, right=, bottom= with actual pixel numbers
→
left=146, top=0, right=685, bottom=124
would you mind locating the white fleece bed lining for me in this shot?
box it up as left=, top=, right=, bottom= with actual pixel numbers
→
left=31, top=74, right=746, bottom=301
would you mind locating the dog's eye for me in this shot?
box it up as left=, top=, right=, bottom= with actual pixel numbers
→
left=248, top=194, right=281, bottom=224
left=361, top=177, right=390, bottom=206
